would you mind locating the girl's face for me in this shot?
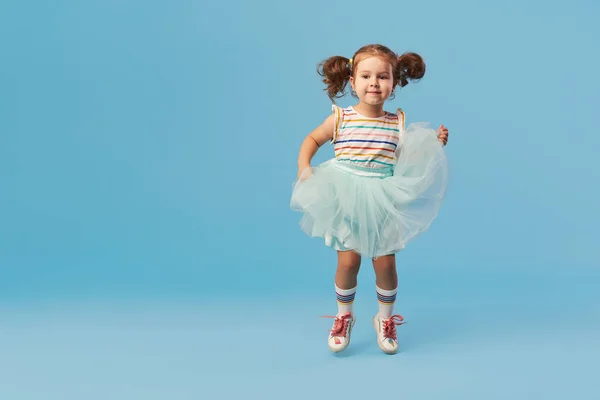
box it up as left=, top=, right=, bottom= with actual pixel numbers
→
left=350, top=56, right=394, bottom=107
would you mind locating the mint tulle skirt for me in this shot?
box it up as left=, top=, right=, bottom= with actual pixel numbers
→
left=290, top=123, right=448, bottom=258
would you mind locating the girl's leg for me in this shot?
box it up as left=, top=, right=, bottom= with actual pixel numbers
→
left=372, top=254, right=398, bottom=317
left=372, top=254, right=403, bottom=355
left=326, top=250, right=360, bottom=353
left=334, top=250, right=361, bottom=316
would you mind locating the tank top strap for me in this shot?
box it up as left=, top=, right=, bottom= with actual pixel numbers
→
left=330, top=104, right=344, bottom=143
left=395, top=108, right=405, bottom=134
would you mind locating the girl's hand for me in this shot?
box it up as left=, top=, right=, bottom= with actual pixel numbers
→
left=297, top=165, right=313, bottom=181
left=437, top=125, right=449, bottom=146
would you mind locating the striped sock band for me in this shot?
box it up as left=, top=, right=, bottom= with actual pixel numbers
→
left=376, top=286, right=398, bottom=318
left=335, top=285, right=356, bottom=316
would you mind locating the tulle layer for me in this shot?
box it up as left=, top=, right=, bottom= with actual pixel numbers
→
left=290, top=122, right=448, bottom=258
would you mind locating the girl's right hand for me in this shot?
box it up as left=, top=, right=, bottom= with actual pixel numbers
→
left=297, top=165, right=313, bottom=181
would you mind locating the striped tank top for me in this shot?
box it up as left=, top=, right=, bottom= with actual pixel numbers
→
left=331, top=105, right=405, bottom=169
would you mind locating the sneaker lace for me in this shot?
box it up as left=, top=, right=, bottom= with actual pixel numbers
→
left=321, top=312, right=352, bottom=337
left=382, top=314, right=405, bottom=340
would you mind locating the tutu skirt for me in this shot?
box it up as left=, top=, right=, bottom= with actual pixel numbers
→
left=290, top=123, right=448, bottom=258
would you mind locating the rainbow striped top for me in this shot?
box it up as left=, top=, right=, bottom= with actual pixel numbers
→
left=331, top=105, right=405, bottom=168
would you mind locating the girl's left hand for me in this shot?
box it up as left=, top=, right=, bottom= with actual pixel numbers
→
left=437, top=125, right=449, bottom=146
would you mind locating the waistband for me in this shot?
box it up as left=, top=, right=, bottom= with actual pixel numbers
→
left=331, top=159, right=394, bottom=178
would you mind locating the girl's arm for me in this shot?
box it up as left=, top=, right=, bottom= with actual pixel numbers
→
left=298, top=114, right=335, bottom=174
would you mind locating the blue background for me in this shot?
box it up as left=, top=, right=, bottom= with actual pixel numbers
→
left=1, top=0, right=599, bottom=399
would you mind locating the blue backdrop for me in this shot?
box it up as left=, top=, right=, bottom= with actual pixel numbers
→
left=1, top=0, right=599, bottom=399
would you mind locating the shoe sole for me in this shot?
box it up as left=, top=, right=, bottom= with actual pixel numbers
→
left=372, top=316, right=399, bottom=355
left=328, top=317, right=356, bottom=353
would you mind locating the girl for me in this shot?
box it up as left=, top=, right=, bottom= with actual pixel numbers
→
left=290, top=44, right=449, bottom=355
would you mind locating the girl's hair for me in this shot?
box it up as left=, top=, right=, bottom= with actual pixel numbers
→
left=317, top=44, right=426, bottom=101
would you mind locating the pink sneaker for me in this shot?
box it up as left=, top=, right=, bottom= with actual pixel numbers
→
left=322, top=312, right=356, bottom=353
left=373, top=314, right=405, bottom=354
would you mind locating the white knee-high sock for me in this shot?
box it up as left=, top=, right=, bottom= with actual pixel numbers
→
left=376, top=286, right=398, bottom=318
left=335, top=284, right=357, bottom=316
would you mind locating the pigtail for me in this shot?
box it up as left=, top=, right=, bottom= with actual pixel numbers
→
left=395, top=52, right=426, bottom=87
left=317, top=56, right=353, bottom=101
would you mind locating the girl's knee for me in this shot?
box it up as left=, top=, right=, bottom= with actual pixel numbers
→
left=337, top=251, right=361, bottom=273
left=372, top=254, right=396, bottom=270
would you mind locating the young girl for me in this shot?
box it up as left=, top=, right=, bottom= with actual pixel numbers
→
left=290, top=44, right=449, bottom=355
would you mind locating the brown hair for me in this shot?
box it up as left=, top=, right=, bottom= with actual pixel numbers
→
left=317, top=44, right=426, bottom=101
